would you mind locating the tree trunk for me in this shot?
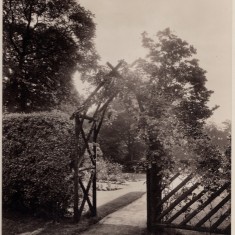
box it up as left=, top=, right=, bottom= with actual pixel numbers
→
left=19, top=82, right=28, bottom=112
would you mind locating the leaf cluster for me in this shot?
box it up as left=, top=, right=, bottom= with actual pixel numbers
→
left=2, top=111, right=76, bottom=218
left=3, top=0, right=99, bottom=112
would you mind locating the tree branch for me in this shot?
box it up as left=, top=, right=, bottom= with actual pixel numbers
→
left=7, top=0, right=22, bottom=56
left=22, top=1, right=33, bottom=57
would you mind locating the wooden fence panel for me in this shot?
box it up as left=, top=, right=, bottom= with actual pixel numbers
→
left=147, top=171, right=231, bottom=235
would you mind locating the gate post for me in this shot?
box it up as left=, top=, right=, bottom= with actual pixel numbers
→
left=92, top=124, right=98, bottom=217
left=147, top=163, right=162, bottom=231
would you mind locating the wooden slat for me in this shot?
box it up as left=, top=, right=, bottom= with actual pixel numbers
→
left=77, top=121, right=97, bottom=169
left=211, top=208, right=231, bottom=231
left=180, top=183, right=230, bottom=226
left=77, top=81, right=106, bottom=111
left=78, top=172, right=94, bottom=218
left=167, top=190, right=205, bottom=223
left=168, top=173, right=180, bottom=184
left=97, top=92, right=117, bottom=114
left=80, top=128, right=95, bottom=165
left=162, top=173, right=180, bottom=191
left=79, top=167, right=95, bottom=172
left=196, top=194, right=231, bottom=227
left=157, top=182, right=200, bottom=221
left=79, top=61, right=122, bottom=111
left=107, top=61, right=123, bottom=73
left=79, top=176, right=93, bottom=212
left=157, top=174, right=193, bottom=207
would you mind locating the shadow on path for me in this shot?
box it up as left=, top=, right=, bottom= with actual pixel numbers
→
left=97, top=191, right=146, bottom=219
left=81, top=193, right=147, bottom=235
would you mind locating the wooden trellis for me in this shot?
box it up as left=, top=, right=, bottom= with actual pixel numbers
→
left=71, top=62, right=123, bottom=222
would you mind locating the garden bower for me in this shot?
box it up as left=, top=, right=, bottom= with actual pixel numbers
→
left=2, top=111, right=76, bottom=218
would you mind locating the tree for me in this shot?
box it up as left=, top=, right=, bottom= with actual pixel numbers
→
left=142, top=29, right=215, bottom=133
left=3, top=0, right=98, bottom=112
left=118, top=29, right=216, bottom=170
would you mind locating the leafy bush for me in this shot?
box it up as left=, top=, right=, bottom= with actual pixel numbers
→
left=2, top=111, right=76, bottom=218
left=96, top=158, right=123, bottom=183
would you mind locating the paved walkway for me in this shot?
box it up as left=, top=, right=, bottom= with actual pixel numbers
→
left=81, top=194, right=147, bottom=235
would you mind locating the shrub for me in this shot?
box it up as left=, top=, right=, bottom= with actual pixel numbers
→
left=2, top=111, right=76, bottom=218
left=96, top=158, right=123, bottom=182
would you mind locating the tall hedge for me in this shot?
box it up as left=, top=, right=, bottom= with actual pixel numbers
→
left=2, top=111, right=76, bottom=218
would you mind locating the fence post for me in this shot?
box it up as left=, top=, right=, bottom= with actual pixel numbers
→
left=92, top=125, right=98, bottom=217
left=73, top=116, right=81, bottom=223
left=147, top=163, right=162, bottom=231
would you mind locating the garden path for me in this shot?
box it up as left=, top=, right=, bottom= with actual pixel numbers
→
left=97, top=178, right=146, bottom=207
left=81, top=193, right=147, bottom=235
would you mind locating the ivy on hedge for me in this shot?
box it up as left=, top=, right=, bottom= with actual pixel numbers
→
left=2, top=111, right=76, bottom=218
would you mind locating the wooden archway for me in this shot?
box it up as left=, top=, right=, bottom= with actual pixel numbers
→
left=70, top=62, right=123, bottom=222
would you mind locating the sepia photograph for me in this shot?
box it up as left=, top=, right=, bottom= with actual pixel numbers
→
left=2, top=0, right=232, bottom=234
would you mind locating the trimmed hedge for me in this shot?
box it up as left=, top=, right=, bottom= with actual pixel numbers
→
left=2, top=111, right=76, bottom=218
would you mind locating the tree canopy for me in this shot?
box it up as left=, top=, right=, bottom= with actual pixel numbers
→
left=138, top=29, right=215, bottom=134
left=101, top=29, right=220, bottom=179
left=3, top=0, right=99, bottom=112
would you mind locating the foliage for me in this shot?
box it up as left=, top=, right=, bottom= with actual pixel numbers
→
left=2, top=111, right=76, bottom=218
left=115, top=29, right=215, bottom=172
left=195, top=136, right=231, bottom=187
left=81, top=28, right=223, bottom=187
left=204, top=120, right=231, bottom=152
left=3, top=0, right=98, bottom=112
left=96, top=157, right=123, bottom=183
left=192, top=121, right=231, bottom=186
left=99, top=99, right=146, bottom=166
left=78, top=28, right=227, bottom=187
left=141, top=28, right=215, bottom=132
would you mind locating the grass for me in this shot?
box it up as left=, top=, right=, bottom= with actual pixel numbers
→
left=2, top=211, right=49, bottom=235
left=2, top=191, right=145, bottom=235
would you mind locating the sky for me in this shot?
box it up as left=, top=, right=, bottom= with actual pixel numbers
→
left=75, top=0, right=232, bottom=125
